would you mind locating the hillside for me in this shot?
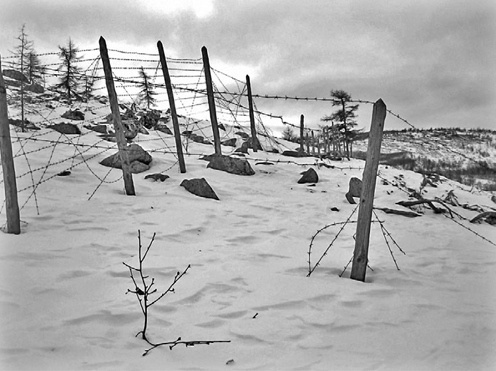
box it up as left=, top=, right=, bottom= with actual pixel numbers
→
left=353, top=128, right=496, bottom=191
left=1, top=84, right=496, bottom=370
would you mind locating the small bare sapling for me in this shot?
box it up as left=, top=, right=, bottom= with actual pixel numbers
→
left=123, top=230, right=230, bottom=356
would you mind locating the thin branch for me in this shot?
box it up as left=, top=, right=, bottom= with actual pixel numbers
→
left=148, top=265, right=191, bottom=307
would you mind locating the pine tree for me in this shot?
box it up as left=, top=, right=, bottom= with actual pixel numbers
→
left=56, top=38, right=82, bottom=105
left=281, top=126, right=297, bottom=142
left=137, top=66, right=157, bottom=110
left=10, top=24, right=34, bottom=131
left=26, top=51, right=43, bottom=84
left=321, top=90, right=359, bottom=158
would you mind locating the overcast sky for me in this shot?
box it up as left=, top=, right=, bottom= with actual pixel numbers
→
left=1, top=0, right=495, bottom=131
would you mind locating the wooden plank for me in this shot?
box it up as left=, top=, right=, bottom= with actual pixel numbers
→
left=201, top=46, right=222, bottom=155
left=0, top=58, right=21, bottom=234
left=99, top=37, right=135, bottom=196
left=157, top=41, right=186, bottom=173
left=350, top=99, right=387, bottom=282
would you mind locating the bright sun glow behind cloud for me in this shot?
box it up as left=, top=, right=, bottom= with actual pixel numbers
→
left=140, top=0, right=214, bottom=18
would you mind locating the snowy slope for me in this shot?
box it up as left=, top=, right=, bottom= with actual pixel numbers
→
left=1, top=96, right=496, bottom=370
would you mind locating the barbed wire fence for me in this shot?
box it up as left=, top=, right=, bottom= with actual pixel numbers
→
left=1, top=43, right=494, bottom=256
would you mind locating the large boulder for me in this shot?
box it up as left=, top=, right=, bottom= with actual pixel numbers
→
left=298, top=168, right=318, bottom=184
left=2, top=69, right=29, bottom=83
left=100, top=143, right=152, bottom=173
left=180, top=178, right=219, bottom=200
left=49, top=123, right=81, bottom=135
left=207, top=155, right=255, bottom=176
left=346, top=177, right=362, bottom=204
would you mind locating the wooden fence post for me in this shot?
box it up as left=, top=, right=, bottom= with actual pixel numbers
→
left=311, top=130, right=315, bottom=155
left=299, top=114, right=304, bottom=154
left=350, top=99, right=387, bottom=282
left=246, top=75, right=259, bottom=152
left=157, top=41, right=186, bottom=173
left=0, top=58, right=21, bottom=234
left=99, top=36, right=136, bottom=196
left=201, top=46, right=222, bottom=155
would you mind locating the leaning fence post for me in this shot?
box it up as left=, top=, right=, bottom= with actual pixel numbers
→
left=0, top=58, right=21, bottom=234
left=299, top=114, right=304, bottom=154
left=201, top=46, right=222, bottom=155
left=246, top=75, right=259, bottom=152
left=99, top=36, right=136, bottom=196
left=350, top=99, right=387, bottom=282
left=157, top=41, right=186, bottom=173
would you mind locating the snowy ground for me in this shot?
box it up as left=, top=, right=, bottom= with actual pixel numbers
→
left=1, top=106, right=496, bottom=370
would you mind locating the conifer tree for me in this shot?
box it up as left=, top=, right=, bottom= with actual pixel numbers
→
left=137, top=66, right=157, bottom=110
left=26, top=51, right=43, bottom=84
left=56, top=38, right=82, bottom=105
left=10, top=24, right=33, bottom=131
left=321, top=90, right=359, bottom=158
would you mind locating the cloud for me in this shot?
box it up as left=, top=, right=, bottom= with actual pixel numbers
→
left=1, top=0, right=494, bottom=129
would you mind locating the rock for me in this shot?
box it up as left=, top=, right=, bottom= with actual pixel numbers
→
left=139, top=110, right=161, bottom=129
left=2, top=69, right=29, bottom=83
left=234, top=145, right=249, bottom=154
left=156, top=123, right=172, bottom=135
left=245, top=137, right=263, bottom=151
left=24, top=83, right=44, bottom=94
left=199, top=154, right=217, bottom=162
left=84, top=124, right=108, bottom=134
left=145, top=173, right=169, bottom=182
left=100, top=143, right=152, bottom=173
left=222, top=138, right=237, bottom=147
left=9, top=119, right=40, bottom=130
left=235, top=131, right=250, bottom=139
left=49, top=123, right=81, bottom=135
left=282, top=150, right=307, bottom=158
left=122, top=119, right=138, bottom=140
left=180, top=178, right=219, bottom=200
left=298, top=168, right=319, bottom=184
left=207, top=155, right=255, bottom=176
left=255, top=161, right=274, bottom=166
left=346, top=177, right=362, bottom=204
left=61, top=109, right=85, bottom=121
left=138, top=126, right=149, bottom=135
left=129, top=161, right=150, bottom=173
left=492, top=195, right=496, bottom=204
